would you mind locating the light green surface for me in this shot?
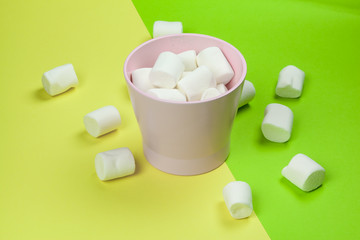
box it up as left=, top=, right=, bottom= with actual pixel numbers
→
left=132, top=0, right=360, bottom=239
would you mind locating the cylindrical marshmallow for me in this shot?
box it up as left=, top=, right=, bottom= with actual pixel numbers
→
left=276, top=65, right=305, bottom=98
left=131, top=68, right=154, bottom=92
left=282, top=153, right=325, bottom=192
left=196, top=46, right=234, bottom=85
left=200, top=87, right=221, bottom=100
left=238, top=80, right=256, bottom=108
left=150, top=51, right=185, bottom=89
left=223, top=181, right=253, bottom=219
left=42, top=63, right=78, bottom=96
left=261, top=103, right=293, bottom=143
left=177, top=66, right=216, bottom=101
left=84, top=105, right=121, bottom=137
left=216, top=84, right=228, bottom=94
left=178, top=50, right=197, bottom=71
left=95, top=147, right=135, bottom=181
left=147, top=88, right=186, bottom=102
left=153, top=21, right=183, bottom=38
left=181, top=71, right=191, bottom=79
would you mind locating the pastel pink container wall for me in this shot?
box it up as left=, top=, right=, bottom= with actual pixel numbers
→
left=124, top=34, right=247, bottom=175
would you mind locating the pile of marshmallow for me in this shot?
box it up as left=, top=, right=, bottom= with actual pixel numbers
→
left=40, top=20, right=326, bottom=221
left=132, top=47, right=232, bottom=102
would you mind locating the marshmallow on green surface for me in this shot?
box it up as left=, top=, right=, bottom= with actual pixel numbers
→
left=42, top=63, right=78, bottom=96
left=150, top=51, right=185, bottom=89
left=147, top=88, right=186, bottom=102
left=201, top=87, right=221, bottom=100
left=177, top=66, right=216, bottom=101
left=153, top=21, right=183, bottom=38
left=223, top=181, right=253, bottom=219
left=261, top=103, right=293, bottom=143
left=282, top=153, right=325, bottom=192
left=131, top=68, right=154, bottom=92
left=196, top=46, right=234, bottom=85
left=178, top=50, right=197, bottom=71
left=238, top=80, right=255, bottom=108
left=84, top=106, right=121, bottom=137
left=276, top=65, right=305, bottom=98
left=95, top=147, right=135, bottom=181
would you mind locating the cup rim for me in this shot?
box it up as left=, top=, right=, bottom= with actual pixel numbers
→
left=123, top=33, right=247, bottom=105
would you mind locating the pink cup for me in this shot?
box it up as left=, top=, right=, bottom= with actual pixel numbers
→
left=123, top=33, right=247, bottom=176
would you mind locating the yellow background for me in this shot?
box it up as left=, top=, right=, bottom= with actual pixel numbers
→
left=0, top=0, right=269, bottom=239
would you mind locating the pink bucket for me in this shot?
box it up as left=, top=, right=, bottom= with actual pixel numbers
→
left=123, top=33, right=247, bottom=175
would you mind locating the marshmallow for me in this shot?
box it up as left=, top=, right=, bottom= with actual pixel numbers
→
left=95, top=147, right=135, bottom=181
left=201, top=87, right=221, bottom=100
left=178, top=50, right=197, bottom=71
left=276, top=65, right=305, bottom=98
left=181, top=71, right=191, bottom=79
left=147, top=88, right=186, bottom=102
left=177, top=66, right=216, bottom=101
left=131, top=68, right=154, bottom=92
left=261, top=103, right=293, bottom=143
left=282, top=153, right=325, bottom=192
left=150, top=51, right=185, bottom=89
left=84, top=106, right=121, bottom=137
left=223, top=181, right=253, bottom=219
left=153, top=21, right=183, bottom=38
left=42, top=63, right=78, bottom=96
left=196, top=47, right=234, bottom=85
left=238, top=80, right=255, bottom=108
left=216, top=84, right=228, bottom=94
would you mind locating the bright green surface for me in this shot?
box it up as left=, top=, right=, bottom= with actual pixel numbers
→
left=132, top=0, right=360, bottom=239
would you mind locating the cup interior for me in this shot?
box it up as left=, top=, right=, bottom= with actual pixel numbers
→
left=124, top=33, right=247, bottom=98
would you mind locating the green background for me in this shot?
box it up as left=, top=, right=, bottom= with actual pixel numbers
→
left=132, top=0, right=360, bottom=239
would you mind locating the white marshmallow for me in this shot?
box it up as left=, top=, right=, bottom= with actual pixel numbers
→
left=147, top=88, right=186, bottom=102
left=261, top=103, right=293, bottom=143
left=153, top=21, right=183, bottom=38
left=95, top=147, right=135, bottom=181
left=42, top=63, right=78, bottom=96
left=150, top=51, right=185, bottom=89
left=177, top=66, right=216, bottom=101
left=223, top=181, right=253, bottom=219
left=276, top=65, right=305, bottom=98
left=181, top=71, right=192, bottom=79
left=238, top=80, right=256, bottom=108
left=282, top=153, right=325, bottom=192
left=196, top=47, right=234, bottom=85
left=131, top=68, right=154, bottom=92
left=216, top=84, right=228, bottom=94
left=201, top=87, right=221, bottom=100
left=84, top=106, right=121, bottom=137
left=178, top=50, right=197, bottom=71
